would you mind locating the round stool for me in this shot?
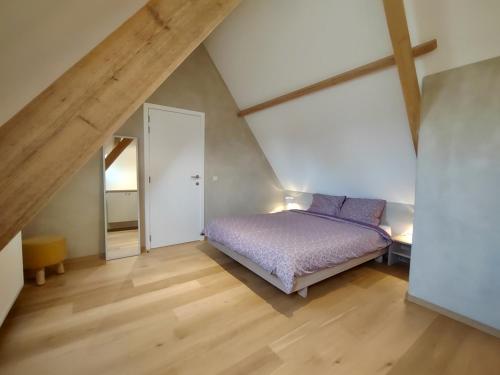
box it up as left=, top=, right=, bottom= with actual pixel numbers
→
left=22, top=235, right=67, bottom=286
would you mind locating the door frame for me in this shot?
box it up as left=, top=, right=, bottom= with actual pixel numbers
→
left=143, top=103, right=205, bottom=250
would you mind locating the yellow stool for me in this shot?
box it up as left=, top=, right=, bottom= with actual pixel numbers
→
left=22, top=235, right=67, bottom=286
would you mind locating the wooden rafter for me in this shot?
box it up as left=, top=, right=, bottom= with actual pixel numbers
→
left=0, top=0, right=240, bottom=250
left=237, top=40, right=437, bottom=117
left=383, top=0, right=423, bottom=152
left=105, top=138, right=133, bottom=170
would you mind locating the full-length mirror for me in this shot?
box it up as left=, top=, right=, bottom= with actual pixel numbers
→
left=103, top=136, right=140, bottom=260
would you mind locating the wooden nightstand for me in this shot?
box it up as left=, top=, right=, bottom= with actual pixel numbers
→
left=388, top=233, right=412, bottom=266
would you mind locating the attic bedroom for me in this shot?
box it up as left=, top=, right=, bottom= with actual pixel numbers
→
left=0, top=0, right=499, bottom=374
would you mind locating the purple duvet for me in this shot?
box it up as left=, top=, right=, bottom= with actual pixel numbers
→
left=205, top=210, right=392, bottom=293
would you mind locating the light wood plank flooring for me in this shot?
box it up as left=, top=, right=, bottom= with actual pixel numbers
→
left=106, top=229, right=140, bottom=259
left=0, top=241, right=499, bottom=375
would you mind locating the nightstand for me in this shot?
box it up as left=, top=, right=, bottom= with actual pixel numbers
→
left=388, top=233, right=412, bottom=266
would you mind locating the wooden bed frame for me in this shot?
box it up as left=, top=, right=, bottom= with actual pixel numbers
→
left=209, top=240, right=388, bottom=298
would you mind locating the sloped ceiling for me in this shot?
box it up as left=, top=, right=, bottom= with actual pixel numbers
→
left=205, top=0, right=500, bottom=205
left=0, top=0, right=148, bottom=125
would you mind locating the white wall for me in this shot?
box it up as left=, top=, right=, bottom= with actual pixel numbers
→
left=406, top=0, right=500, bottom=84
left=105, top=140, right=138, bottom=191
left=205, top=0, right=500, bottom=205
left=0, top=234, right=23, bottom=326
left=205, top=0, right=415, bottom=204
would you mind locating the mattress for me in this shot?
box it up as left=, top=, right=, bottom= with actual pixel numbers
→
left=205, top=210, right=392, bottom=293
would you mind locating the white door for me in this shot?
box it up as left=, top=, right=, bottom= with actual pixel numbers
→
left=146, top=105, right=204, bottom=249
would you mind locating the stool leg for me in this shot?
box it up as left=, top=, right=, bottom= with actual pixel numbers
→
left=35, top=268, right=46, bottom=286
left=56, top=262, right=65, bottom=275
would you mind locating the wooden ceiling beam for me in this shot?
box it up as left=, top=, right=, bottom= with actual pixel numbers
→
left=105, top=138, right=133, bottom=170
left=0, top=0, right=240, bottom=250
left=383, top=0, right=423, bottom=153
left=237, top=39, right=437, bottom=118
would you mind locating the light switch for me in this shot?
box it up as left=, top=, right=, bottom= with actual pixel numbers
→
left=212, top=176, right=218, bottom=181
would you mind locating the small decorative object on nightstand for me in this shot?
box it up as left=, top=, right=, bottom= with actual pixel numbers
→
left=388, top=233, right=412, bottom=266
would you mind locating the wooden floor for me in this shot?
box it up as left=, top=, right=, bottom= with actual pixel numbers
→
left=0, top=241, right=499, bottom=375
left=106, top=229, right=140, bottom=260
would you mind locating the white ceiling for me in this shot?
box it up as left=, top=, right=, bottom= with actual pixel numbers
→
left=205, top=0, right=500, bottom=204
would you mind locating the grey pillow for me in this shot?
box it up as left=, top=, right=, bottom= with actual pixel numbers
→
left=308, top=194, right=346, bottom=217
left=339, top=198, right=386, bottom=226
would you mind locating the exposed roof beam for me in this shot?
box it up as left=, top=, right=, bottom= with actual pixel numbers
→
left=0, top=0, right=240, bottom=250
left=237, top=40, right=437, bottom=118
left=383, top=0, right=423, bottom=153
left=105, top=138, right=133, bottom=170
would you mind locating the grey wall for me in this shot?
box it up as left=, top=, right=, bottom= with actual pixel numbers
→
left=409, top=56, right=500, bottom=330
left=24, top=46, right=283, bottom=258
left=23, top=154, right=105, bottom=259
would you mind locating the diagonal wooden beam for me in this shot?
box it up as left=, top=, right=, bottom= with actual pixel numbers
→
left=237, top=40, right=437, bottom=118
left=383, top=0, right=423, bottom=153
left=105, top=138, right=133, bottom=170
left=0, top=0, right=240, bottom=250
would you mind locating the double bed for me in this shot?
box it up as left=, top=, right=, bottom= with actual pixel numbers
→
left=205, top=195, right=392, bottom=297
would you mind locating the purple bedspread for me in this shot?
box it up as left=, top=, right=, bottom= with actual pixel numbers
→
left=205, top=210, right=392, bottom=293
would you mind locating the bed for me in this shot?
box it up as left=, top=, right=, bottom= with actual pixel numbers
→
left=205, top=195, right=392, bottom=297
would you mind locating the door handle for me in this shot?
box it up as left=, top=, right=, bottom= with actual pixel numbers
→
left=191, top=174, right=200, bottom=179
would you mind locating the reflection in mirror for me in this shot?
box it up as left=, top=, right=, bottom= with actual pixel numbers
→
left=103, top=136, right=140, bottom=260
